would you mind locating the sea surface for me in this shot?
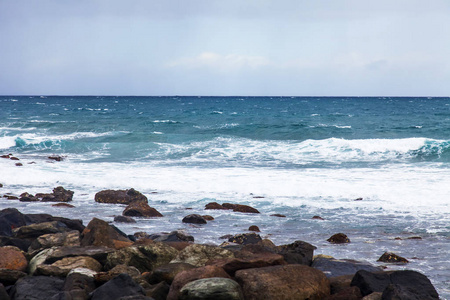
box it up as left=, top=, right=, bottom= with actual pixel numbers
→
left=0, top=96, right=449, bottom=297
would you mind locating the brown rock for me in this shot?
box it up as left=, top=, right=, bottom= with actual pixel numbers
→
left=329, top=274, right=354, bottom=294
left=182, top=214, right=206, bottom=224
left=327, top=233, right=350, bottom=244
left=95, top=264, right=141, bottom=284
left=208, top=251, right=287, bottom=276
left=52, top=203, right=75, bottom=208
left=167, top=265, right=231, bottom=300
left=48, top=155, right=64, bottom=161
left=10, top=157, right=19, bottom=161
left=148, top=262, right=196, bottom=284
left=123, top=201, right=163, bottom=217
left=37, top=256, right=102, bottom=276
left=312, top=215, right=325, bottom=220
left=248, top=225, right=260, bottom=232
left=233, top=204, right=260, bottom=214
left=325, top=286, right=362, bottom=300
left=0, top=246, right=28, bottom=272
left=170, top=244, right=234, bottom=267
left=270, top=214, right=286, bottom=217
left=94, top=188, right=147, bottom=204
left=222, top=203, right=237, bottom=209
left=202, top=215, right=214, bottom=221
left=0, top=269, right=27, bottom=285
left=15, top=163, right=23, bottom=166
left=235, top=265, right=330, bottom=300
left=80, top=218, right=133, bottom=249
left=205, top=202, right=227, bottom=210
left=377, top=252, right=409, bottom=263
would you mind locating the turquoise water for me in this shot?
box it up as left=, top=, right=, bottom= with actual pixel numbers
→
left=1, top=96, right=449, bottom=297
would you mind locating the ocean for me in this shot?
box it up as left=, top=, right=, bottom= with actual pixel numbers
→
left=0, top=96, right=449, bottom=297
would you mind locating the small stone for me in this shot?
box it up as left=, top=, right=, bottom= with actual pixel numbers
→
left=327, top=233, right=350, bottom=244
left=248, top=225, right=260, bottom=232
left=377, top=252, right=409, bottom=263
left=205, top=202, right=227, bottom=210
left=270, top=214, right=286, bottom=217
left=354, top=197, right=363, bottom=201
left=114, top=215, right=136, bottom=223
left=48, top=155, right=64, bottom=161
left=10, top=157, right=20, bottom=161
left=52, top=203, right=75, bottom=208
left=15, top=163, right=23, bottom=166
left=312, top=216, right=324, bottom=220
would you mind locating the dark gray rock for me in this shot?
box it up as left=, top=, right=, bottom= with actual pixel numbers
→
left=228, top=233, right=262, bottom=245
left=277, top=240, right=316, bottom=265
left=182, top=214, right=207, bottom=224
left=0, top=208, right=28, bottom=236
left=89, top=273, right=146, bottom=300
left=151, top=230, right=194, bottom=243
left=312, top=256, right=383, bottom=277
left=114, top=216, right=137, bottom=223
left=95, top=188, right=147, bottom=204
left=9, top=276, right=65, bottom=300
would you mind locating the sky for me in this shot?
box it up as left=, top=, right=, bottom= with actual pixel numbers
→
left=1, top=0, right=449, bottom=96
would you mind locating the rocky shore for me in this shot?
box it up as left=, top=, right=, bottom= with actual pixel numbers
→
left=0, top=186, right=440, bottom=299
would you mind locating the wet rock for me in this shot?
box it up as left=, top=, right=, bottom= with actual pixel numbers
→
left=312, top=256, right=383, bottom=277
left=312, top=215, right=325, bottom=220
left=222, top=203, right=237, bottom=209
left=4, top=195, right=18, bottom=200
left=270, top=213, right=286, bottom=217
left=138, top=242, right=179, bottom=270
left=95, top=188, right=148, bottom=204
left=0, top=236, right=31, bottom=252
left=114, top=215, right=137, bottom=223
left=377, top=252, right=409, bottom=263
left=171, top=244, right=234, bottom=267
left=123, top=201, right=163, bottom=217
left=89, top=273, right=146, bottom=300
left=182, top=214, right=207, bottom=224
left=151, top=230, right=195, bottom=243
left=0, top=269, right=27, bottom=285
left=44, top=246, right=115, bottom=265
left=0, top=184, right=2, bottom=188
left=0, top=246, right=28, bottom=272
left=148, top=262, right=196, bottom=284
left=13, top=221, right=71, bottom=239
left=10, top=156, right=19, bottom=161
left=180, top=278, right=244, bottom=300
left=276, top=240, right=316, bottom=265
left=9, top=276, right=65, bottom=300
left=167, top=265, right=231, bottom=300
left=233, top=204, right=260, bottom=214
left=248, top=225, right=260, bottom=232
left=228, top=233, right=262, bottom=245
left=327, top=233, right=350, bottom=244
left=205, top=202, right=227, bottom=210
left=19, top=192, right=38, bottom=202
left=351, top=269, right=438, bottom=298
left=0, top=154, right=10, bottom=158
left=25, top=213, right=85, bottom=232
left=147, top=281, right=170, bottom=300
left=48, top=155, right=64, bottom=161
left=51, top=203, right=75, bottom=208
left=80, top=217, right=133, bottom=249
left=0, top=208, right=29, bottom=236
left=15, top=163, right=23, bottom=166
left=40, top=186, right=74, bottom=202
left=202, top=215, right=214, bottom=221
left=235, top=265, right=330, bottom=300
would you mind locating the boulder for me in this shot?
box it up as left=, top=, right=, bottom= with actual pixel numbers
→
left=29, top=247, right=56, bottom=275
left=19, top=193, right=38, bottom=202
left=123, top=201, right=163, bottom=217
left=312, top=216, right=325, bottom=220
left=28, top=230, right=80, bottom=252
left=0, top=246, right=28, bottom=272
left=208, top=251, right=287, bottom=276
left=0, top=284, right=8, bottom=300
left=233, top=204, right=260, bottom=214
left=167, top=265, right=231, bottom=300
left=63, top=270, right=97, bottom=300
left=105, top=246, right=153, bottom=273
left=0, top=269, right=27, bottom=285
left=170, top=244, right=234, bottom=267
left=95, top=264, right=141, bottom=284
left=89, top=273, right=146, bottom=300
left=182, top=214, right=207, bottom=224
left=228, top=233, right=262, bottom=245
left=312, top=256, right=383, bottom=277
left=147, top=281, right=170, bottom=300
left=202, top=215, right=214, bottom=221
left=351, top=270, right=439, bottom=298
left=37, top=256, right=102, bottom=277
left=235, top=265, right=330, bottom=300
left=276, top=240, right=316, bottom=265
left=40, top=186, right=74, bottom=202
left=327, top=233, right=350, bottom=244
left=0, top=208, right=28, bottom=236
left=138, top=242, right=179, bottom=270
left=95, top=188, right=147, bottom=204
left=9, top=276, right=65, bottom=300
left=151, top=230, right=194, bottom=243
left=326, top=286, right=362, bottom=300
left=248, top=225, right=260, bottom=232
left=180, top=278, right=244, bottom=300
left=377, top=252, right=409, bottom=263
left=48, top=155, right=64, bottom=161
left=13, top=221, right=71, bottom=239
left=80, top=218, right=133, bottom=249
left=205, top=202, right=227, bottom=210
left=44, top=246, right=115, bottom=265
left=24, top=213, right=85, bottom=232
left=148, top=262, right=196, bottom=284
left=114, top=215, right=137, bottom=223
left=222, top=203, right=237, bottom=209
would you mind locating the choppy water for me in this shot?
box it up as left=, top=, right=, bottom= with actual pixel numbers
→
left=0, top=96, right=449, bottom=297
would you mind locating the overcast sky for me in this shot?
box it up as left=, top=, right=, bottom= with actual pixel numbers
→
left=1, top=1, right=449, bottom=96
